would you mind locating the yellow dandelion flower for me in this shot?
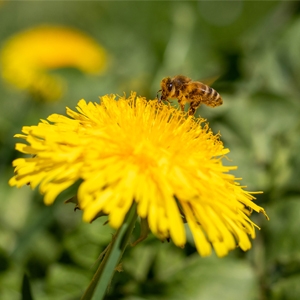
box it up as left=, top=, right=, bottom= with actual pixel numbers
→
left=1, top=25, right=107, bottom=101
left=9, top=93, right=268, bottom=257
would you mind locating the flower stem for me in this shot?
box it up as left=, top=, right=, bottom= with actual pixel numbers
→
left=81, top=204, right=137, bottom=300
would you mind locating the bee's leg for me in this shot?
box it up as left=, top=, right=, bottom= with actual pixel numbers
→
left=177, top=98, right=185, bottom=112
left=159, top=97, right=171, bottom=104
left=189, top=101, right=201, bottom=115
left=163, top=98, right=171, bottom=104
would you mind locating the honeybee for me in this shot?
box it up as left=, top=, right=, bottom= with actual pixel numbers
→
left=157, top=75, right=223, bottom=115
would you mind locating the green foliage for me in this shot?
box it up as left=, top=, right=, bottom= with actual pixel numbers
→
left=1, top=1, right=300, bottom=299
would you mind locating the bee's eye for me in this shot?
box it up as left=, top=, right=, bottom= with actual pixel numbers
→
left=167, top=83, right=173, bottom=91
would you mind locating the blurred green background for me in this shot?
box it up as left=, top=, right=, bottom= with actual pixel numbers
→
left=1, top=1, right=300, bottom=299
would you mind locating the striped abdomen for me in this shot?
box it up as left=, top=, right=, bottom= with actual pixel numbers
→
left=196, top=82, right=223, bottom=107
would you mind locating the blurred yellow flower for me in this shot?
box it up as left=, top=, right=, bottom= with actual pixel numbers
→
left=9, top=93, right=268, bottom=257
left=1, top=25, right=107, bottom=101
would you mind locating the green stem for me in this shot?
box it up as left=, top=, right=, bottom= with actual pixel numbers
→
left=81, top=204, right=137, bottom=300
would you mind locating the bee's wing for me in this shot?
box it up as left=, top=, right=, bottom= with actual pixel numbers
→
left=198, top=75, right=220, bottom=86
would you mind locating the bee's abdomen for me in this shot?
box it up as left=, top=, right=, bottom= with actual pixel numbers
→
left=202, top=85, right=223, bottom=107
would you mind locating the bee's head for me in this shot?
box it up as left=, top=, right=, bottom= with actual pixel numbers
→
left=158, top=77, right=175, bottom=100
left=161, top=77, right=173, bottom=91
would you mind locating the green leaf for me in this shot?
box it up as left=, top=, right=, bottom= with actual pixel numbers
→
left=271, top=274, right=300, bottom=300
left=163, top=254, right=259, bottom=300
left=21, top=273, right=34, bottom=300
left=264, top=197, right=300, bottom=262
left=81, top=204, right=137, bottom=300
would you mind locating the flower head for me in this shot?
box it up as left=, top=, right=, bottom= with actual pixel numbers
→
left=1, top=25, right=107, bottom=101
left=9, top=93, right=268, bottom=257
